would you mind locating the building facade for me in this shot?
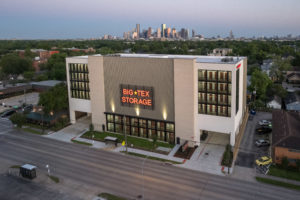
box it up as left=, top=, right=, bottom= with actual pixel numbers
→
left=66, top=54, right=247, bottom=147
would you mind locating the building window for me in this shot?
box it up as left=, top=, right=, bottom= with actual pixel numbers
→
left=236, top=69, right=240, bottom=114
left=69, top=63, right=90, bottom=100
left=198, top=69, right=232, bottom=117
left=105, top=113, right=175, bottom=144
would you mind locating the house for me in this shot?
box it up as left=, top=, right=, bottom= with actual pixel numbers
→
left=260, top=59, right=273, bottom=77
left=285, top=90, right=300, bottom=111
left=286, top=71, right=300, bottom=84
left=267, top=95, right=281, bottom=109
left=209, top=48, right=232, bottom=56
left=272, top=110, right=300, bottom=165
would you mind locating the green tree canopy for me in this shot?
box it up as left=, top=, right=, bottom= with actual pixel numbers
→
left=46, top=53, right=67, bottom=80
left=270, top=56, right=292, bottom=82
left=249, top=69, right=272, bottom=100
left=0, top=54, right=33, bottom=75
left=38, top=83, right=68, bottom=114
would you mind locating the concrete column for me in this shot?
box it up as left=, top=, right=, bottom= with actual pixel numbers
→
left=230, top=132, right=235, bottom=146
left=70, top=110, right=76, bottom=124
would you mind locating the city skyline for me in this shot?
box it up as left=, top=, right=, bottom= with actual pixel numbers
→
left=1, top=0, right=300, bottom=39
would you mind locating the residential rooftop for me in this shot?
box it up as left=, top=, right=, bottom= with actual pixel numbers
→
left=69, top=54, right=245, bottom=64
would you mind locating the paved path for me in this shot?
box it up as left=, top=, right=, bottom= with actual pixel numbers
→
left=2, top=130, right=300, bottom=200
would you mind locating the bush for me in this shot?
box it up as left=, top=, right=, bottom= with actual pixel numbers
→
left=296, top=160, right=300, bottom=172
left=89, top=123, right=94, bottom=132
left=10, top=113, right=26, bottom=128
left=281, top=157, right=289, bottom=170
left=221, top=144, right=233, bottom=167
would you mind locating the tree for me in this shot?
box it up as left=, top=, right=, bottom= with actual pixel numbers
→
left=10, top=113, right=26, bottom=128
left=270, top=56, right=292, bottom=82
left=249, top=69, right=272, bottom=100
left=23, top=71, right=35, bottom=81
left=152, top=135, right=158, bottom=150
left=38, top=83, right=68, bottom=114
left=266, top=83, right=287, bottom=99
left=0, top=54, right=33, bottom=75
left=46, top=53, right=67, bottom=80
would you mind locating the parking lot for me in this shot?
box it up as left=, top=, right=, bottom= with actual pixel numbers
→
left=0, top=92, right=39, bottom=114
left=235, top=111, right=272, bottom=174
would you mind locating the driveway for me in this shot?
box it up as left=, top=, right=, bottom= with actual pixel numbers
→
left=180, top=132, right=229, bottom=175
left=44, top=116, right=91, bottom=142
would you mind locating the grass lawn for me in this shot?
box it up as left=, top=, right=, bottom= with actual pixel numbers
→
left=22, top=127, right=44, bottom=135
left=122, top=151, right=182, bottom=164
left=268, top=165, right=300, bottom=182
left=10, top=165, right=21, bottom=169
left=98, top=193, right=127, bottom=200
left=71, top=139, right=92, bottom=146
left=47, top=175, right=60, bottom=183
left=81, top=131, right=174, bottom=151
left=256, top=177, right=300, bottom=191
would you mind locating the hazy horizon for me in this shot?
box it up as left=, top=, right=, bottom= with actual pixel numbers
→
left=1, top=0, right=300, bottom=39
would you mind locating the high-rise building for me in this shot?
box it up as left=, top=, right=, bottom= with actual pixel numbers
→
left=136, top=24, right=140, bottom=38
left=229, top=30, right=234, bottom=39
left=166, top=27, right=171, bottom=38
left=171, top=28, right=176, bottom=38
left=157, top=28, right=161, bottom=38
left=147, top=27, right=152, bottom=38
left=192, top=29, right=196, bottom=37
left=161, top=24, right=166, bottom=38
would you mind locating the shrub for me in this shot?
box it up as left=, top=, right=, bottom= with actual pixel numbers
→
left=281, top=157, right=289, bottom=170
left=221, top=144, right=233, bottom=167
left=10, top=113, right=26, bottom=128
left=89, top=123, right=94, bottom=132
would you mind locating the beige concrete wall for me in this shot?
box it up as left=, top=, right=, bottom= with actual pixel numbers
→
left=174, top=59, right=195, bottom=144
left=89, top=56, right=106, bottom=131
left=66, top=57, right=90, bottom=124
left=103, top=57, right=174, bottom=122
left=242, top=58, right=248, bottom=117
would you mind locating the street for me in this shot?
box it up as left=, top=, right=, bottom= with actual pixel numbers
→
left=0, top=121, right=300, bottom=200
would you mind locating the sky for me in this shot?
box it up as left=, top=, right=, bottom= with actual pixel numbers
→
left=0, top=0, right=300, bottom=39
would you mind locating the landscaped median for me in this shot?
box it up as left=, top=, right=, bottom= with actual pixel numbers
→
left=81, top=131, right=174, bottom=152
left=71, top=139, right=92, bottom=146
left=256, top=177, right=300, bottom=191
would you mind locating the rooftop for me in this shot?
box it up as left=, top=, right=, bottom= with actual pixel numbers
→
left=69, top=54, right=245, bottom=64
left=272, top=110, right=300, bottom=150
left=31, top=80, right=63, bottom=87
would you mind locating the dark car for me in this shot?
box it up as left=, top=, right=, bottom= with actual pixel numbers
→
left=256, top=127, right=272, bottom=134
left=0, top=109, right=16, bottom=118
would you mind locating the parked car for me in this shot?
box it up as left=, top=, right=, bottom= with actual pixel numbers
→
left=255, top=139, right=270, bottom=147
left=22, top=104, right=33, bottom=113
left=0, top=109, right=16, bottom=118
left=258, top=120, right=271, bottom=126
left=256, top=127, right=272, bottom=134
left=256, top=156, right=272, bottom=166
left=250, top=109, right=256, bottom=115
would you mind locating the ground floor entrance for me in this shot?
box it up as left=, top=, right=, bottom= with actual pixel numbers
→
left=105, top=113, right=175, bottom=144
left=182, top=131, right=230, bottom=175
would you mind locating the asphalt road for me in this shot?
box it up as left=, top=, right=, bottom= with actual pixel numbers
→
left=0, top=120, right=300, bottom=200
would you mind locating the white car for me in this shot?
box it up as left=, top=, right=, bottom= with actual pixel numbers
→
left=258, top=120, right=271, bottom=126
left=255, top=139, right=270, bottom=147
